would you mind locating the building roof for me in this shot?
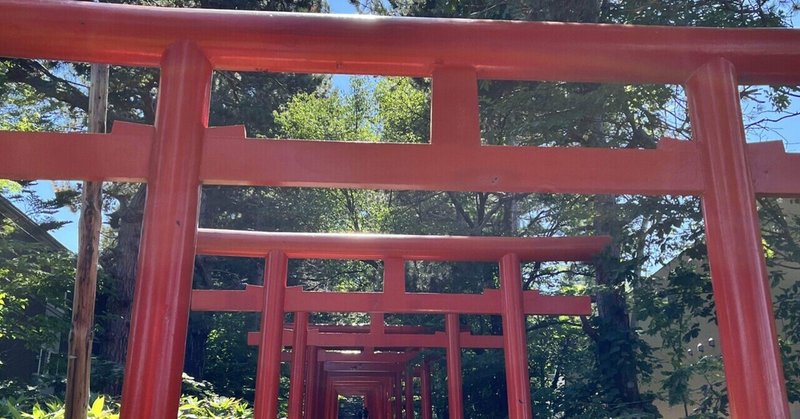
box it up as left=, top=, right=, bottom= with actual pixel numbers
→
left=0, top=195, right=68, bottom=251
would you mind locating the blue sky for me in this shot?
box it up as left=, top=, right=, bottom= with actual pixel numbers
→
left=328, top=0, right=357, bottom=14
left=18, top=3, right=800, bottom=251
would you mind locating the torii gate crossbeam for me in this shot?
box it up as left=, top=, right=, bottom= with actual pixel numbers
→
left=0, top=1, right=798, bottom=418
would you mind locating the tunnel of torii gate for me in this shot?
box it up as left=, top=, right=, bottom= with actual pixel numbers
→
left=189, top=232, right=599, bottom=418
left=1, top=1, right=800, bottom=418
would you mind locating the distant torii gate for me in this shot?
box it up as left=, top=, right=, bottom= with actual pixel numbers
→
left=190, top=231, right=599, bottom=418
left=1, top=1, right=799, bottom=418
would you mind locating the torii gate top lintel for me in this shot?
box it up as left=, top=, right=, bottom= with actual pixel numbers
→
left=1, top=1, right=798, bottom=418
left=3, top=0, right=800, bottom=86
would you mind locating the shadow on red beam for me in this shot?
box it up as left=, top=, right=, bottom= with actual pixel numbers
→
left=195, top=229, right=611, bottom=261
left=324, top=362, right=407, bottom=373
left=278, top=351, right=418, bottom=363
left=4, top=1, right=800, bottom=84
left=191, top=285, right=592, bottom=315
left=0, top=122, right=152, bottom=181
left=249, top=330, right=502, bottom=349
left=747, top=141, right=800, bottom=197
left=249, top=327, right=512, bottom=350
left=309, top=331, right=502, bottom=349
left=332, top=380, right=390, bottom=393
left=285, top=324, right=433, bottom=334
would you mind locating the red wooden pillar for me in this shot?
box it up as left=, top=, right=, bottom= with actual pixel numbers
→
left=120, top=41, right=212, bottom=419
left=445, top=313, right=464, bottom=419
left=289, top=312, right=309, bottom=419
left=319, top=366, right=330, bottom=418
left=404, top=369, right=414, bottom=419
left=420, top=361, right=433, bottom=419
left=500, top=253, right=532, bottom=419
left=305, top=346, right=319, bottom=418
left=394, top=371, right=403, bottom=419
left=431, top=66, right=480, bottom=148
left=685, top=58, right=791, bottom=418
left=255, top=250, right=289, bottom=419
left=332, top=388, right=340, bottom=419
left=384, top=257, right=405, bottom=296
left=367, top=389, right=378, bottom=419
left=385, top=382, right=392, bottom=419
left=323, top=376, right=335, bottom=419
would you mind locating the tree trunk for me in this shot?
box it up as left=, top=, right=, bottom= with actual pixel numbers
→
left=98, top=185, right=145, bottom=394
left=65, top=61, right=108, bottom=419
left=592, top=194, right=645, bottom=408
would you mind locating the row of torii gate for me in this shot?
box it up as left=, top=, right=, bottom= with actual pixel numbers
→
left=1, top=1, right=800, bottom=418
left=190, top=231, right=601, bottom=418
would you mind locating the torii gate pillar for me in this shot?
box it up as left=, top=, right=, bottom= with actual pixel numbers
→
left=686, top=58, right=791, bottom=418
left=120, top=42, right=211, bottom=419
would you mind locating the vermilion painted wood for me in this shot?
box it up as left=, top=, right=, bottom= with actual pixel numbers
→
left=500, top=254, right=533, bottom=419
left=404, top=369, right=414, bottom=419
left=686, top=59, right=791, bottom=418
left=304, top=347, right=319, bottom=419
left=324, top=362, right=406, bottom=373
left=119, top=42, right=211, bottom=419
left=394, top=371, right=403, bottom=419
left=446, top=314, right=464, bottom=419
left=288, top=325, right=434, bottom=337
left=323, top=377, right=336, bottom=419
left=195, top=229, right=610, bottom=261
left=370, top=313, right=386, bottom=339
left=384, top=258, right=406, bottom=295
left=1, top=2, right=798, bottom=417
left=288, top=312, right=309, bottom=419
left=328, top=376, right=395, bottom=418
left=3, top=0, right=800, bottom=84
left=4, top=129, right=798, bottom=196
left=201, top=131, right=705, bottom=195
left=323, top=371, right=406, bottom=419
left=287, top=288, right=591, bottom=315
left=254, top=251, right=289, bottom=419
left=420, top=361, right=432, bottom=419
left=316, top=351, right=419, bottom=363
left=286, top=324, right=433, bottom=335
left=0, top=123, right=153, bottom=182
left=192, top=285, right=591, bottom=315
left=431, top=67, right=480, bottom=148
left=246, top=328, right=505, bottom=349
left=747, top=141, right=800, bottom=197
left=279, top=350, right=412, bottom=364
left=3, top=128, right=798, bottom=197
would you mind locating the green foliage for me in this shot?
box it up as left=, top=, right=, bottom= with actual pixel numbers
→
left=634, top=261, right=726, bottom=415
left=1, top=1, right=798, bottom=418
left=273, top=76, right=430, bottom=144
left=197, top=314, right=257, bottom=399
left=178, top=395, right=252, bottom=418
left=179, top=375, right=253, bottom=419
left=0, top=61, right=84, bottom=133
left=0, top=374, right=252, bottom=418
left=760, top=198, right=800, bottom=404
left=273, top=76, right=378, bottom=141
left=0, top=221, right=73, bottom=351
left=1, top=395, right=118, bottom=419
left=2, top=392, right=253, bottom=419
left=0, top=180, right=22, bottom=195
left=374, top=77, right=430, bottom=143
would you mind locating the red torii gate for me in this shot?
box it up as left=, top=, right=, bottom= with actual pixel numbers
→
left=274, top=332, right=426, bottom=419
left=300, top=349, right=429, bottom=419
left=280, top=341, right=422, bottom=419
left=190, top=231, right=599, bottom=418
left=1, top=1, right=800, bottom=418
